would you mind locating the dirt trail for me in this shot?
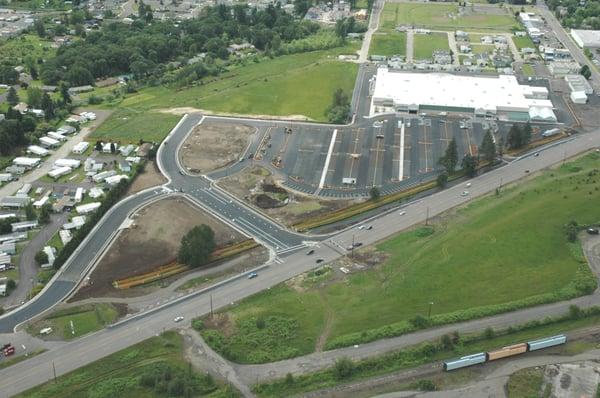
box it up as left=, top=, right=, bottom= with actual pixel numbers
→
left=315, top=295, right=335, bottom=352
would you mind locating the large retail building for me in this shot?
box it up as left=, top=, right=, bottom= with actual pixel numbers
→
left=370, top=69, right=557, bottom=122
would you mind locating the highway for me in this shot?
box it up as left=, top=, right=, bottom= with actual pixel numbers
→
left=0, top=113, right=598, bottom=396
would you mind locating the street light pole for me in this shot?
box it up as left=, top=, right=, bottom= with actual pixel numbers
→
left=428, top=302, right=434, bottom=319
left=425, top=207, right=430, bottom=226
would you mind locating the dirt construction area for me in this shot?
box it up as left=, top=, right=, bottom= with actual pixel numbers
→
left=218, top=166, right=357, bottom=227
left=72, top=197, right=244, bottom=300
left=126, top=160, right=167, bottom=195
left=180, top=122, right=256, bottom=174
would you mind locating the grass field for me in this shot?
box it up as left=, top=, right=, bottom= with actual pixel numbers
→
left=201, top=153, right=600, bottom=364
left=521, top=64, right=535, bottom=76
left=380, top=3, right=519, bottom=32
left=16, top=332, right=237, bottom=398
left=0, top=34, right=56, bottom=65
left=413, top=33, right=450, bottom=60
left=253, top=310, right=600, bottom=397
left=26, top=304, right=120, bottom=340
left=512, top=35, right=535, bottom=50
left=369, top=33, right=407, bottom=56
left=91, top=45, right=359, bottom=143
left=470, top=44, right=494, bottom=55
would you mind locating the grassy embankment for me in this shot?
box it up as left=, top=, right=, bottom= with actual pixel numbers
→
left=16, top=332, right=238, bottom=398
left=200, top=153, right=600, bottom=364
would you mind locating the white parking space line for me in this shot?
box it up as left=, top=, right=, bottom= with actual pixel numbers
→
left=399, top=120, right=405, bottom=182
left=318, top=129, right=338, bottom=189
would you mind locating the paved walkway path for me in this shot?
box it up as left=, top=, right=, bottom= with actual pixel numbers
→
left=446, top=31, right=461, bottom=66
left=358, top=0, right=385, bottom=63
left=406, top=30, right=414, bottom=63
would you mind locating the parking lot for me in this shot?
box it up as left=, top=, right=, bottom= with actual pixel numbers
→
left=239, top=114, right=559, bottom=199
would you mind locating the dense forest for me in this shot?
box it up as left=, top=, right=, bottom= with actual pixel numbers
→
left=547, top=0, right=600, bottom=29
left=40, top=4, right=329, bottom=86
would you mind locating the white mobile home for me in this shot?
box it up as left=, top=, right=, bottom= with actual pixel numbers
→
left=16, top=184, right=32, bottom=196
left=0, top=174, right=13, bottom=183
left=54, top=158, right=81, bottom=169
left=48, top=166, right=72, bottom=179
left=72, top=141, right=89, bottom=154
left=13, top=157, right=41, bottom=169
left=47, top=131, right=67, bottom=141
left=74, top=187, right=84, bottom=203
left=92, top=170, right=116, bottom=183
left=11, top=220, right=38, bottom=232
left=76, top=202, right=101, bottom=214
left=104, top=175, right=129, bottom=186
left=39, top=136, right=60, bottom=148
left=27, top=145, right=49, bottom=157
left=33, top=195, right=50, bottom=209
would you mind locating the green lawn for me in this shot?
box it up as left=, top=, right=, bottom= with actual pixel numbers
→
left=512, top=35, right=535, bottom=50
left=369, top=33, right=407, bottom=57
left=521, top=64, right=535, bottom=77
left=413, top=33, right=450, bottom=60
left=26, top=304, right=120, bottom=340
left=380, top=3, right=519, bottom=32
left=91, top=46, right=359, bottom=143
left=16, top=332, right=237, bottom=398
left=201, top=153, right=600, bottom=364
left=470, top=44, right=495, bottom=55
left=0, top=34, right=56, bottom=65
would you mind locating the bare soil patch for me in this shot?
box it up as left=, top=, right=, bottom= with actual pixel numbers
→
left=126, top=160, right=167, bottom=195
left=219, top=165, right=358, bottom=227
left=72, top=197, right=244, bottom=300
left=180, top=122, right=256, bottom=174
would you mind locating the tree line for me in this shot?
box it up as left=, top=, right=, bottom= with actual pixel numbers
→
left=436, top=123, right=533, bottom=187
left=39, top=4, right=324, bottom=86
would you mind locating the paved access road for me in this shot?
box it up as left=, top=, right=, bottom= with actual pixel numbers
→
left=537, top=0, right=600, bottom=91
left=0, top=114, right=599, bottom=396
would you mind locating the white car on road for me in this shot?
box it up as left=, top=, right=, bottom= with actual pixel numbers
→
left=174, top=316, right=184, bottom=323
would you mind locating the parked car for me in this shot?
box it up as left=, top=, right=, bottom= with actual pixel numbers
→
left=588, top=228, right=599, bottom=235
left=316, top=258, right=324, bottom=264
left=461, top=191, right=469, bottom=197
left=247, top=272, right=258, bottom=279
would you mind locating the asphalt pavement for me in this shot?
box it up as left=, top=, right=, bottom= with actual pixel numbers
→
left=0, top=115, right=598, bottom=396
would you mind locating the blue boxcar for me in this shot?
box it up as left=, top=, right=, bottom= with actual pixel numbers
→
left=443, top=353, right=486, bottom=371
left=526, top=335, right=567, bottom=351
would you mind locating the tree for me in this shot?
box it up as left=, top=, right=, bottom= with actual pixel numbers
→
left=26, top=86, right=43, bottom=108
left=35, top=250, right=48, bottom=265
left=440, top=334, right=454, bottom=350
left=6, top=279, right=16, bottom=290
left=178, top=225, right=216, bottom=267
left=483, top=326, right=495, bottom=339
left=522, top=122, right=532, bottom=147
left=293, top=0, right=311, bottom=17
left=334, top=357, right=355, bottom=380
left=285, top=373, right=294, bottom=385
left=34, top=19, right=45, bottom=37
left=369, top=186, right=380, bottom=200
left=59, top=82, right=71, bottom=105
left=436, top=172, right=448, bottom=188
left=24, top=202, right=36, bottom=221
left=30, top=65, right=38, bottom=80
left=565, top=220, right=578, bottom=242
left=461, top=154, right=477, bottom=178
left=41, top=93, right=55, bottom=120
left=95, top=140, right=103, bottom=151
left=335, top=18, right=349, bottom=40
left=6, top=87, right=19, bottom=106
left=506, top=124, right=523, bottom=149
left=479, top=130, right=496, bottom=163
left=110, top=142, right=116, bottom=153
left=326, top=88, right=350, bottom=124
left=409, top=314, right=430, bottom=328
left=39, top=203, right=52, bottom=224
left=580, top=65, right=592, bottom=80
left=438, top=138, right=458, bottom=174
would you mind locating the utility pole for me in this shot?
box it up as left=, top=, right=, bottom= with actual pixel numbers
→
left=425, top=206, right=430, bottom=226
left=428, top=302, right=434, bottom=319
left=52, top=361, right=57, bottom=383
left=351, top=234, right=355, bottom=260
left=210, top=294, right=213, bottom=318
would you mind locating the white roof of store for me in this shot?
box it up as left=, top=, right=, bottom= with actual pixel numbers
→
left=571, top=29, right=600, bottom=47
left=372, top=69, right=554, bottom=114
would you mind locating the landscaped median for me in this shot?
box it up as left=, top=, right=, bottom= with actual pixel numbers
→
left=113, top=239, right=259, bottom=289
left=198, top=153, right=600, bottom=365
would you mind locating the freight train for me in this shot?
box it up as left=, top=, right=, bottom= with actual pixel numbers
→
left=443, top=334, right=566, bottom=371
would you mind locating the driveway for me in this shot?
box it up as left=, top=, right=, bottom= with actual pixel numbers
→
left=0, top=213, right=69, bottom=310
